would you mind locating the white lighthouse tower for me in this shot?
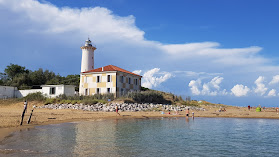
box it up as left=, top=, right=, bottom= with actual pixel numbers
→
left=80, top=38, right=96, bottom=72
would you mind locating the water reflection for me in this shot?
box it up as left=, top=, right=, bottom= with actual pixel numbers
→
left=73, top=120, right=118, bottom=157
left=1, top=118, right=279, bottom=157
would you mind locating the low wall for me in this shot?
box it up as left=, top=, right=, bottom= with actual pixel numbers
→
left=17, top=89, right=43, bottom=98
left=0, top=86, right=17, bottom=99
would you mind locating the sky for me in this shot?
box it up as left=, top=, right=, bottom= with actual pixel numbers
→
left=0, top=0, right=279, bottom=106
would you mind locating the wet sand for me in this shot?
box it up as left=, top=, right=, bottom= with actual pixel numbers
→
left=1, top=101, right=279, bottom=141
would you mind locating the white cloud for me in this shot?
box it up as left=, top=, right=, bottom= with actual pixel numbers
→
left=254, top=76, right=268, bottom=96
left=0, top=0, right=269, bottom=69
left=173, top=70, right=222, bottom=78
left=267, top=89, right=276, bottom=97
left=132, top=70, right=142, bottom=75
left=160, top=42, right=264, bottom=66
left=189, top=79, right=202, bottom=95
left=141, top=68, right=172, bottom=88
left=269, top=75, right=279, bottom=85
left=231, top=84, right=250, bottom=97
left=189, top=76, right=227, bottom=96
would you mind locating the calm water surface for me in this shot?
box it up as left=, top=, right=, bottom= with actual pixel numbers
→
left=0, top=117, right=279, bottom=157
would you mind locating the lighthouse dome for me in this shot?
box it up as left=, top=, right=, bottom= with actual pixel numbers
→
left=85, top=38, right=92, bottom=46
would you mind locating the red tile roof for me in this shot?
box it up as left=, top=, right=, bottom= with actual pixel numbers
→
left=82, top=65, right=142, bottom=77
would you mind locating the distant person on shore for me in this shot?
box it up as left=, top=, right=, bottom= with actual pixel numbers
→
left=186, top=108, right=189, bottom=117
left=248, top=105, right=250, bottom=111
left=192, top=112, right=194, bottom=119
left=175, top=107, right=178, bottom=115
left=115, top=105, right=120, bottom=116
left=276, top=107, right=278, bottom=112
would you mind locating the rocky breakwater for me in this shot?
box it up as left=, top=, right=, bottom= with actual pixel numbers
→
left=40, top=103, right=205, bottom=112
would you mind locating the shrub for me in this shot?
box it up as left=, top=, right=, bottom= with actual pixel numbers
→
left=24, top=92, right=46, bottom=101
left=82, top=99, right=98, bottom=105
left=44, top=98, right=57, bottom=105
left=126, top=91, right=171, bottom=104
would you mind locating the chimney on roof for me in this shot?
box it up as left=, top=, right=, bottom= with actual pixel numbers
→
left=102, top=67, right=104, bottom=71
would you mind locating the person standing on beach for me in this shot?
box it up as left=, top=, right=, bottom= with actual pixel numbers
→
left=248, top=105, right=250, bottom=111
left=186, top=108, right=189, bottom=117
left=192, top=112, right=194, bottom=119
left=115, top=105, right=120, bottom=116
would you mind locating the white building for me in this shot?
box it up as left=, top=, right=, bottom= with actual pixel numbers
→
left=40, top=85, right=75, bottom=98
left=79, top=65, right=141, bottom=97
left=0, top=85, right=75, bottom=98
left=79, top=39, right=142, bottom=97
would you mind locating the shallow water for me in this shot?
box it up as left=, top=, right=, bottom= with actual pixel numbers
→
left=0, top=117, right=279, bottom=157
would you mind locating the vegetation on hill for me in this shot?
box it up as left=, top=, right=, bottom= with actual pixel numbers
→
left=0, top=63, right=80, bottom=90
left=1, top=90, right=221, bottom=107
left=0, top=64, right=221, bottom=107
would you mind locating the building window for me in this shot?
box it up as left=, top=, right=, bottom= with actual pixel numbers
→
left=107, top=88, right=110, bottom=93
left=97, top=76, right=101, bottom=83
left=96, top=88, right=100, bottom=94
left=135, top=79, right=138, bottom=85
left=120, top=76, right=124, bottom=83
left=50, top=87, right=55, bottom=95
left=107, top=75, right=111, bottom=82
left=85, top=76, right=88, bottom=83
left=85, top=89, right=88, bottom=96
left=128, top=77, right=131, bottom=84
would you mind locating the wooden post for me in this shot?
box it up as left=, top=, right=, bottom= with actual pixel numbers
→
left=27, top=108, right=34, bottom=124
left=20, top=101, right=27, bottom=125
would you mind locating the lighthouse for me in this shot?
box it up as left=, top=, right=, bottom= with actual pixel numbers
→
left=80, top=38, right=96, bottom=72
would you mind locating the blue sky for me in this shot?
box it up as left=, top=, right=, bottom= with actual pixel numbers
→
left=1, top=0, right=279, bottom=106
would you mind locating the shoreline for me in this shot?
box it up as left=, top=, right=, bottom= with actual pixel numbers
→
left=1, top=102, right=279, bottom=142
left=1, top=111, right=279, bottom=142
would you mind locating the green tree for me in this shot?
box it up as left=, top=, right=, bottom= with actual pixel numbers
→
left=46, top=75, right=63, bottom=85
left=10, top=73, right=31, bottom=89
left=62, top=74, right=80, bottom=90
left=2, top=63, right=79, bottom=91
left=43, top=70, right=56, bottom=81
left=4, top=63, right=29, bottom=80
left=29, top=68, right=46, bottom=85
left=0, top=72, right=8, bottom=85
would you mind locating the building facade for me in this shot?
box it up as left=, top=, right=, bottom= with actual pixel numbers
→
left=79, top=65, right=141, bottom=97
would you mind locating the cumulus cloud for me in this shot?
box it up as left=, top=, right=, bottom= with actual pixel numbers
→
left=269, top=75, right=279, bottom=85
left=132, top=70, right=142, bottom=75
left=0, top=0, right=144, bottom=40
left=141, top=68, right=172, bottom=88
left=188, top=76, right=227, bottom=96
left=267, top=89, right=276, bottom=97
left=0, top=0, right=270, bottom=69
left=189, top=79, right=202, bottom=95
left=254, top=76, right=268, bottom=96
left=231, top=84, right=250, bottom=97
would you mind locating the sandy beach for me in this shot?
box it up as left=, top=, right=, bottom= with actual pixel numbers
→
left=1, top=101, right=279, bottom=141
